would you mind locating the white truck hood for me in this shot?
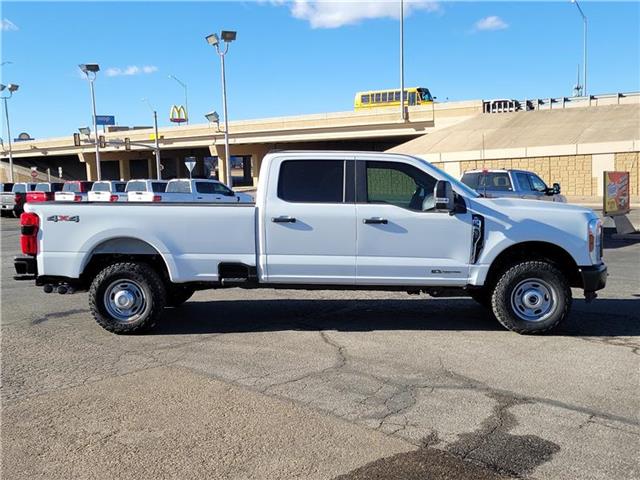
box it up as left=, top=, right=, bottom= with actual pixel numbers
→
left=476, top=197, right=596, bottom=218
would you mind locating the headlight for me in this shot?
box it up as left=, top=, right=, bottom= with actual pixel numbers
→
left=588, top=218, right=603, bottom=264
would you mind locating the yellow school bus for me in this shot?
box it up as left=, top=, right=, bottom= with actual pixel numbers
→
left=354, top=87, right=434, bottom=110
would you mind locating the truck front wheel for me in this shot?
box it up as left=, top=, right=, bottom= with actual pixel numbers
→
left=491, top=261, right=571, bottom=334
left=89, top=262, right=166, bottom=334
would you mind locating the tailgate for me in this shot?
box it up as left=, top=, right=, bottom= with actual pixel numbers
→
left=88, top=191, right=112, bottom=202
left=1, top=193, right=15, bottom=207
left=127, top=191, right=154, bottom=202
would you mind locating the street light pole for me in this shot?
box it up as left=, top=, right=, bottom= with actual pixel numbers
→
left=169, top=75, right=189, bottom=125
left=0, top=83, right=19, bottom=183
left=400, top=0, right=406, bottom=121
left=571, top=0, right=587, bottom=97
left=142, top=98, right=162, bottom=180
left=79, top=64, right=102, bottom=180
left=206, top=31, right=236, bottom=188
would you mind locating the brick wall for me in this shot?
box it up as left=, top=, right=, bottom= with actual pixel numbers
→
left=614, top=152, right=639, bottom=196
left=458, top=155, right=594, bottom=196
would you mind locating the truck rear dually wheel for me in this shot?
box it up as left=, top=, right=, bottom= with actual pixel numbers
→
left=89, top=262, right=166, bottom=334
left=491, top=260, right=571, bottom=334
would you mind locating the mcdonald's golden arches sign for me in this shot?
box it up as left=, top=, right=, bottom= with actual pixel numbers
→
left=169, top=105, right=188, bottom=123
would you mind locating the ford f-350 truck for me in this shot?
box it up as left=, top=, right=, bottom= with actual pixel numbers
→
left=14, top=151, right=606, bottom=334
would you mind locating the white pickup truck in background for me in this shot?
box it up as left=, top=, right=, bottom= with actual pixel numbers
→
left=14, top=151, right=606, bottom=335
left=164, top=179, right=254, bottom=203
left=87, top=181, right=127, bottom=202
left=126, top=180, right=169, bottom=202
left=54, top=181, right=94, bottom=202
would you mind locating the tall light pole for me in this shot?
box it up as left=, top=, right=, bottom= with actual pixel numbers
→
left=142, top=98, right=162, bottom=180
left=399, top=0, right=406, bottom=121
left=79, top=63, right=102, bottom=180
left=168, top=75, right=189, bottom=125
left=0, top=83, right=19, bottom=183
left=205, top=30, right=236, bottom=188
left=571, top=0, right=587, bottom=97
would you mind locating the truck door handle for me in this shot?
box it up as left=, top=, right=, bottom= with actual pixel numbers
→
left=364, top=217, right=388, bottom=224
left=272, top=216, right=296, bottom=223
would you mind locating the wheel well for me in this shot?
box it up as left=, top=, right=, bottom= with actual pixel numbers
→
left=485, top=241, right=581, bottom=289
left=80, top=238, right=171, bottom=289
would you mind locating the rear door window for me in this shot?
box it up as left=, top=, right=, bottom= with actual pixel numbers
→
left=515, top=173, right=533, bottom=191
left=195, top=182, right=231, bottom=194
left=126, top=181, right=147, bottom=192
left=278, top=160, right=344, bottom=203
left=92, top=182, right=110, bottom=192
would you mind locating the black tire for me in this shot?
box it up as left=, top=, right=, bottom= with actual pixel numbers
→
left=491, top=260, right=571, bottom=334
left=89, top=262, right=166, bottom=334
left=469, top=287, right=492, bottom=309
left=12, top=208, right=22, bottom=218
left=166, top=285, right=195, bottom=307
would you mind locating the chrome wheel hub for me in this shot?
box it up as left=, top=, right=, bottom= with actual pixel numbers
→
left=510, top=279, right=556, bottom=323
left=104, top=280, right=147, bottom=324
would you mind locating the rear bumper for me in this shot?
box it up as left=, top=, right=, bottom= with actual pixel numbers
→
left=14, top=256, right=37, bottom=279
left=579, top=263, right=607, bottom=292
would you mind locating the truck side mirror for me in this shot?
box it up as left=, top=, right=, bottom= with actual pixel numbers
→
left=552, top=182, right=561, bottom=194
left=434, top=180, right=455, bottom=213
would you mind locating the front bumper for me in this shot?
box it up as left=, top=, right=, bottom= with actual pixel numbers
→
left=14, top=256, right=37, bottom=280
left=579, top=263, right=607, bottom=292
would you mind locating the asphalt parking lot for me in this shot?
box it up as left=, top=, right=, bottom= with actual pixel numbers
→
left=1, top=216, right=639, bottom=480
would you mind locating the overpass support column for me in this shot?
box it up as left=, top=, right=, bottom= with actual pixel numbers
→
left=250, top=145, right=271, bottom=187
left=119, top=158, right=131, bottom=181
left=211, top=144, right=229, bottom=185
left=78, top=152, right=97, bottom=181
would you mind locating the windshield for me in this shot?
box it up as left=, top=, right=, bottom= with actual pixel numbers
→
left=35, top=183, right=50, bottom=192
left=63, top=182, right=79, bottom=192
left=419, top=89, right=433, bottom=101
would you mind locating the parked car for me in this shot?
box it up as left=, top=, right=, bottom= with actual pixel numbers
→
left=26, top=183, right=65, bottom=203
left=55, top=181, right=94, bottom=202
left=164, top=178, right=253, bottom=203
left=460, top=169, right=566, bottom=202
left=125, top=179, right=169, bottom=202
left=1, top=183, right=37, bottom=217
left=14, top=151, right=606, bottom=336
left=88, top=181, right=127, bottom=202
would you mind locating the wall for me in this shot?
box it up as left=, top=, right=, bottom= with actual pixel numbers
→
left=614, top=152, right=639, bottom=196
left=458, top=155, right=595, bottom=197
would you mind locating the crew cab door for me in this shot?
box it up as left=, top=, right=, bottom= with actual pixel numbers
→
left=263, top=157, right=356, bottom=284
left=355, top=159, right=472, bottom=286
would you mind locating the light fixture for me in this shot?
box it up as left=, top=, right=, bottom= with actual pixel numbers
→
left=221, top=31, right=237, bottom=42
left=79, top=63, right=100, bottom=74
left=205, top=33, right=219, bottom=46
left=7, top=83, right=19, bottom=92
left=205, top=111, right=220, bottom=124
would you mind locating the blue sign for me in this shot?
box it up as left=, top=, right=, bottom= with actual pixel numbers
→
left=94, top=115, right=115, bottom=126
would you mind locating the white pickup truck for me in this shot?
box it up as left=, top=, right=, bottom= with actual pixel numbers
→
left=87, top=181, right=127, bottom=202
left=14, top=151, right=606, bottom=335
left=164, top=179, right=254, bottom=203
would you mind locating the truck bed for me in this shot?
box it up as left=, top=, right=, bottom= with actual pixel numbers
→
left=26, top=202, right=257, bottom=282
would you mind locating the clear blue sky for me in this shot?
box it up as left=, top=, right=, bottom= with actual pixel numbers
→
left=1, top=1, right=639, bottom=139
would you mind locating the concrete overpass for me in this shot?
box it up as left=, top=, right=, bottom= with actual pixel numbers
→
left=1, top=100, right=481, bottom=186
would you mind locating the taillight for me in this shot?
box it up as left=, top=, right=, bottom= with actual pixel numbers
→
left=152, top=195, right=161, bottom=202
left=74, top=195, right=82, bottom=202
left=109, top=194, right=119, bottom=202
left=20, top=212, right=39, bottom=256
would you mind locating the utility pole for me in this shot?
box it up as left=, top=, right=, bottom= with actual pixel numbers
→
left=400, top=0, right=406, bottom=121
